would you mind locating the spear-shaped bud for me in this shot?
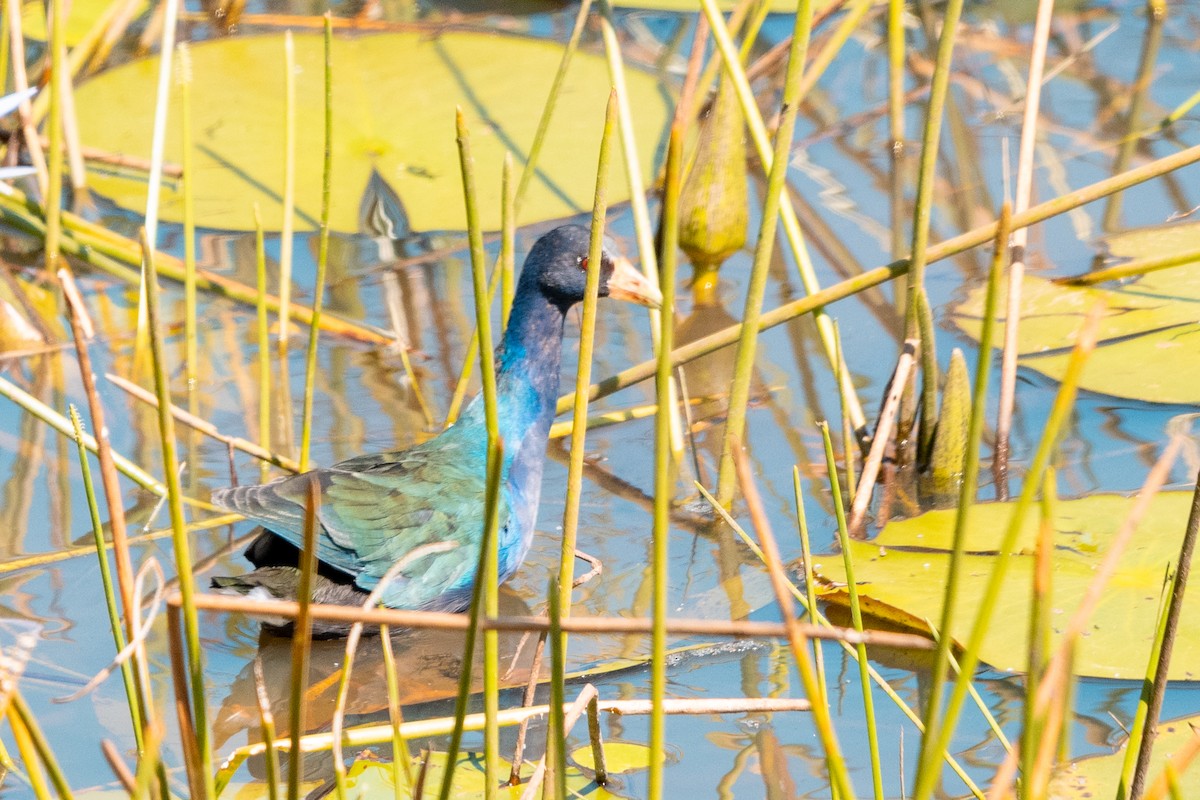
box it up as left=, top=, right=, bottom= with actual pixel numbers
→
left=680, top=74, right=748, bottom=306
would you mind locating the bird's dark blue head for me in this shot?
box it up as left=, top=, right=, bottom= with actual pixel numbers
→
left=519, top=225, right=662, bottom=312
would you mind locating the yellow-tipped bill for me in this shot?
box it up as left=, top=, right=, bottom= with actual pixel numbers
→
left=607, top=257, right=663, bottom=309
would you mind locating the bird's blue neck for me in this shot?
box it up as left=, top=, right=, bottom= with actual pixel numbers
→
left=455, top=287, right=566, bottom=571
left=491, top=287, right=567, bottom=446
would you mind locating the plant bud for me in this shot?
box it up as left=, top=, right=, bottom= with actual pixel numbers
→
left=926, top=348, right=971, bottom=503
left=680, top=74, right=748, bottom=305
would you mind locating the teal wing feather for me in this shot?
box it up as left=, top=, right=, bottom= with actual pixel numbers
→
left=212, top=433, right=507, bottom=609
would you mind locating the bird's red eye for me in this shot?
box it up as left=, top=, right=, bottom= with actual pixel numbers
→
left=578, top=256, right=589, bottom=271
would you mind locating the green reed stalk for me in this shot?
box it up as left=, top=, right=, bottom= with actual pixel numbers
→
left=515, top=0, right=593, bottom=205
left=819, top=422, right=882, bottom=800
left=1023, top=465, right=1057, bottom=797
left=598, top=0, right=683, bottom=462
left=1117, top=572, right=1172, bottom=800
left=8, top=700, right=52, bottom=800
left=1058, top=246, right=1200, bottom=286
left=129, top=721, right=162, bottom=800
left=443, top=0, right=593, bottom=427
left=715, top=0, right=812, bottom=506
left=500, top=152, right=515, bottom=329
left=69, top=405, right=144, bottom=749
left=903, top=0, right=964, bottom=462
left=699, top=0, right=866, bottom=442
left=379, top=627, right=415, bottom=795
left=913, top=303, right=1104, bottom=800
left=557, top=131, right=1200, bottom=415
left=795, top=0, right=870, bottom=100
left=738, top=0, right=773, bottom=63
left=278, top=30, right=297, bottom=353
left=437, top=438, right=504, bottom=800
left=695, top=481, right=985, bottom=799
left=141, top=229, right=213, bottom=797
left=1101, top=0, right=1166, bottom=232
left=547, top=577, right=569, bottom=800
left=455, top=107, right=503, bottom=799
left=179, top=43, right=197, bottom=395
left=646, top=36, right=697, bottom=796
left=255, top=205, right=272, bottom=482
left=887, top=0, right=907, bottom=332
left=443, top=266, right=500, bottom=428
left=1126, top=466, right=1200, bottom=800
left=44, top=0, right=64, bottom=274
left=252, top=661, right=281, bottom=800
left=286, top=479, right=319, bottom=800
left=559, top=92, right=616, bottom=633
left=0, top=6, right=8, bottom=94
left=730, top=447, right=855, bottom=799
left=833, top=323, right=855, bottom=505
left=0, top=187, right=390, bottom=343
left=10, top=693, right=73, bottom=800
left=915, top=204, right=1008, bottom=781
left=792, top=467, right=827, bottom=704
left=299, top=16, right=333, bottom=473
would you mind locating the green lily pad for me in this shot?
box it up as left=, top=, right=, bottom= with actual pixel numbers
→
left=72, top=32, right=672, bottom=234
left=952, top=252, right=1200, bottom=403
left=1050, top=713, right=1200, bottom=798
left=812, top=492, right=1200, bottom=680
left=571, top=741, right=659, bottom=774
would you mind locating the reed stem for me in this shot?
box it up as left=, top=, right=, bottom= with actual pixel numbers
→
left=715, top=0, right=812, bottom=506
left=179, top=43, right=197, bottom=395
left=558, top=92, right=616, bottom=642
left=914, top=302, right=1104, bottom=800
left=820, top=422, right=882, bottom=800
left=436, top=439, right=504, bottom=800
left=278, top=30, right=296, bottom=353
left=903, top=0, right=964, bottom=462
left=916, top=204, right=1008, bottom=783
left=298, top=16, right=333, bottom=473
left=43, top=0, right=64, bottom=274
left=286, top=479, right=320, bottom=800
left=141, top=229, right=213, bottom=796
left=69, top=405, right=144, bottom=750
left=455, top=106, right=503, bottom=799
left=255, top=204, right=272, bottom=482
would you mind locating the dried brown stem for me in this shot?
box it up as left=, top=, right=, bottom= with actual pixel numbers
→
left=173, top=592, right=935, bottom=650
left=38, top=135, right=183, bottom=178
left=106, top=372, right=302, bottom=472
left=847, top=339, right=918, bottom=533
left=100, top=739, right=137, bottom=792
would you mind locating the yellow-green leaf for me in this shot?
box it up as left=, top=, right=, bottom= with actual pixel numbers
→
left=1050, top=713, right=1200, bottom=798
left=812, top=492, right=1200, bottom=680
left=952, top=254, right=1200, bottom=404
left=72, top=32, right=672, bottom=234
left=571, top=741, right=660, bottom=774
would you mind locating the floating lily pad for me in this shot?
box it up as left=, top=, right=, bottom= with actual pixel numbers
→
left=952, top=249, right=1200, bottom=403
left=812, top=492, right=1200, bottom=680
left=1050, top=713, right=1200, bottom=798
left=571, top=741, right=660, bottom=774
left=72, top=32, right=672, bottom=234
